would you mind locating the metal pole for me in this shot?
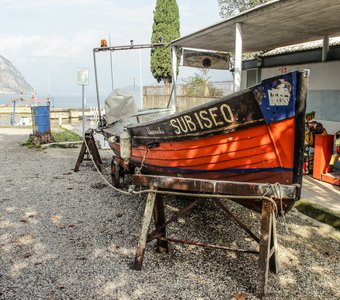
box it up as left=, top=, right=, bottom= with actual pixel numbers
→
left=82, top=84, right=85, bottom=137
left=234, top=22, right=243, bottom=92
left=171, top=46, right=178, bottom=113
left=139, top=49, right=143, bottom=109
left=109, top=34, right=114, bottom=91
left=322, top=35, right=329, bottom=62
left=93, top=50, right=103, bottom=127
left=12, top=100, right=16, bottom=126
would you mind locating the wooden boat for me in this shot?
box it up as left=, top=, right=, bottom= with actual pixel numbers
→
left=101, top=70, right=307, bottom=212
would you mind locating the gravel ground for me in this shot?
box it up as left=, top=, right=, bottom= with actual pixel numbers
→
left=0, top=128, right=339, bottom=300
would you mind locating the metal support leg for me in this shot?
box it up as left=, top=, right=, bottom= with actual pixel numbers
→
left=257, top=200, right=274, bottom=297
left=153, top=195, right=168, bottom=253
left=133, top=185, right=157, bottom=270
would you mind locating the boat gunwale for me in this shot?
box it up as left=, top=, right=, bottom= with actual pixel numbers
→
left=127, top=89, right=249, bottom=130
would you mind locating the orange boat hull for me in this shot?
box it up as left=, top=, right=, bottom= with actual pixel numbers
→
left=111, top=118, right=295, bottom=184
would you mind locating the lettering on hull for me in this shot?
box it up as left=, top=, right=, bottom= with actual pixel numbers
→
left=130, top=90, right=265, bottom=142
left=169, top=103, right=235, bottom=135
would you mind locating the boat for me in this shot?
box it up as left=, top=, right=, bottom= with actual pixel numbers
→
left=99, top=71, right=307, bottom=211
left=92, top=42, right=307, bottom=213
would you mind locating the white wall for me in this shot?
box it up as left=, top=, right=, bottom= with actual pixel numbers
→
left=260, top=61, right=340, bottom=91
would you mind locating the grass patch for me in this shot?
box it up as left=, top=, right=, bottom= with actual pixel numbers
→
left=53, top=129, right=82, bottom=143
left=21, top=128, right=82, bottom=148
left=295, top=199, right=340, bottom=230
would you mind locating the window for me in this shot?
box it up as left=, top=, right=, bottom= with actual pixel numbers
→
left=246, top=69, right=258, bottom=87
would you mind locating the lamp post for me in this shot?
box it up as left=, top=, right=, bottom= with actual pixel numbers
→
left=77, top=68, right=89, bottom=137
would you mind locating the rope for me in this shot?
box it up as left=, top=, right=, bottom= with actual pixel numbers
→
left=82, top=135, right=131, bottom=195
left=82, top=136, right=279, bottom=213
left=135, top=146, right=149, bottom=174
left=261, top=182, right=290, bottom=234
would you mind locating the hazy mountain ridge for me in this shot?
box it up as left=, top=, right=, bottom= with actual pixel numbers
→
left=0, top=55, right=33, bottom=94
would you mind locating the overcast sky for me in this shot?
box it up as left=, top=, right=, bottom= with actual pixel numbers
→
left=0, top=0, right=226, bottom=98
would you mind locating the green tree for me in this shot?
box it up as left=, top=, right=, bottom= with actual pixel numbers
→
left=184, top=70, right=223, bottom=98
left=150, top=0, right=180, bottom=84
left=218, top=0, right=270, bottom=18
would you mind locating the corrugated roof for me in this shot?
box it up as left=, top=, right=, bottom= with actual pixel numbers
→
left=261, top=37, right=340, bottom=57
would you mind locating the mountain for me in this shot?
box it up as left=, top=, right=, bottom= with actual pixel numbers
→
left=0, top=55, right=33, bottom=94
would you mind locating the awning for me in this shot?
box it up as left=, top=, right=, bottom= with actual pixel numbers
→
left=172, top=0, right=340, bottom=52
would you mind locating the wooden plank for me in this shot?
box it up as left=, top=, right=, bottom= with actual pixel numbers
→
left=270, top=210, right=279, bottom=274
left=256, top=200, right=273, bottom=297
left=153, top=196, right=168, bottom=253
left=89, top=137, right=103, bottom=164
left=74, top=129, right=103, bottom=172
left=133, top=174, right=297, bottom=199
left=74, top=142, right=87, bottom=172
left=133, top=186, right=157, bottom=270
left=87, top=137, right=102, bottom=171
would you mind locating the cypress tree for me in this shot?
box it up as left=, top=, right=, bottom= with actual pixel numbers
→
left=150, top=0, right=180, bottom=84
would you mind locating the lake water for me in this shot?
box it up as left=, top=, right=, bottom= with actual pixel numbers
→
left=0, top=89, right=142, bottom=109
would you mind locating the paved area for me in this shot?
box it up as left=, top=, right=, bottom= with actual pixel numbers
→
left=299, top=176, right=340, bottom=229
left=302, top=176, right=340, bottom=214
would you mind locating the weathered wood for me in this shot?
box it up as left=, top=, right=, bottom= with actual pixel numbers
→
left=257, top=200, right=274, bottom=298
left=147, top=199, right=202, bottom=243
left=131, top=175, right=281, bottom=297
left=88, top=135, right=103, bottom=164
left=74, top=143, right=87, bottom=172
left=41, top=141, right=83, bottom=149
left=153, top=196, right=168, bottom=253
left=133, top=174, right=297, bottom=199
left=270, top=210, right=279, bottom=274
left=74, top=129, right=102, bottom=172
left=133, top=186, right=157, bottom=270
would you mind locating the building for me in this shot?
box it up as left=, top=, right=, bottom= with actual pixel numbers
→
left=242, top=37, right=340, bottom=134
left=172, top=0, right=340, bottom=134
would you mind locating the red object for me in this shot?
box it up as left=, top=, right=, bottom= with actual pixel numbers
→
left=321, top=172, right=340, bottom=186
left=313, top=134, right=334, bottom=180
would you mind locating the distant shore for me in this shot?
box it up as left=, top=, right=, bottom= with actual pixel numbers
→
left=0, top=105, right=98, bottom=119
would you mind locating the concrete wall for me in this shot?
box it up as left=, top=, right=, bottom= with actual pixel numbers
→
left=242, top=61, right=340, bottom=134
left=0, top=106, right=94, bottom=119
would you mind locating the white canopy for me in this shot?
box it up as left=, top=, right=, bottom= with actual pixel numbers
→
left=172, top=0, right=340, bottom=52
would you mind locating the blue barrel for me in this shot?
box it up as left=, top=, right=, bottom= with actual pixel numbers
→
left=32, top=105, right=51, bottom=135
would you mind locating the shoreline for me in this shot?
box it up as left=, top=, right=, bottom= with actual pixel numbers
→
left=0, top=105, right=99, bottom=119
